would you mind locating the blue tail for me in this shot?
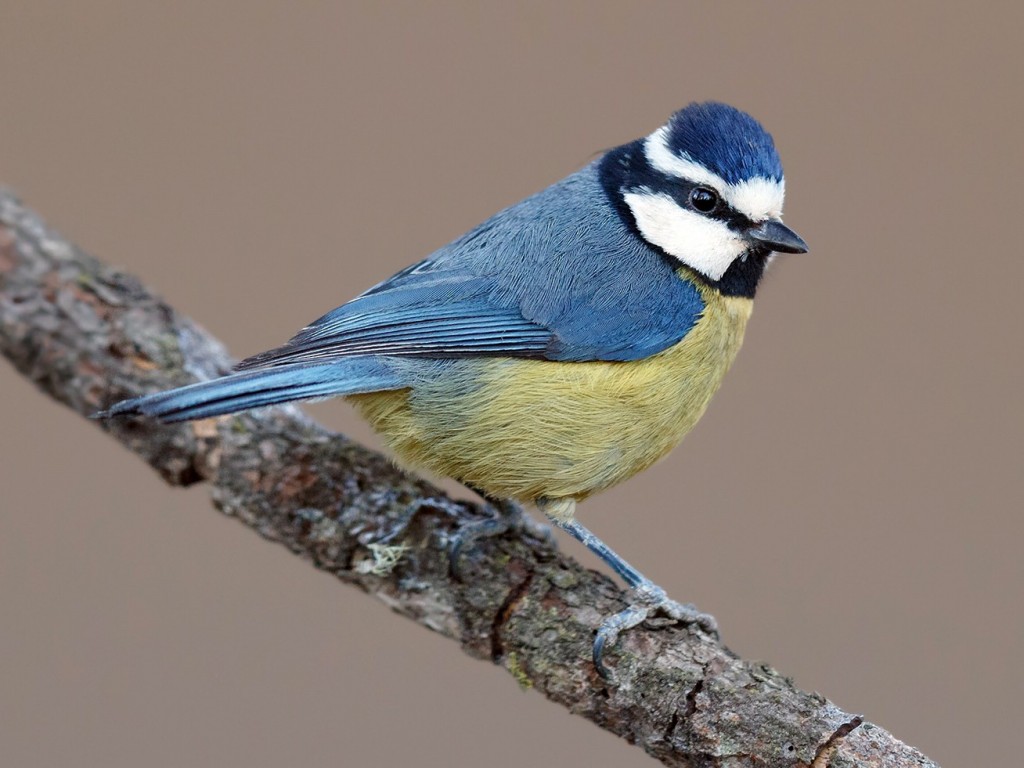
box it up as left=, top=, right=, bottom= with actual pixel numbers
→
left=95, top=357, right=404, bottom=423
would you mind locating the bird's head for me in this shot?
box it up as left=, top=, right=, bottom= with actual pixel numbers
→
left=601, top=102, right=807, bottom=297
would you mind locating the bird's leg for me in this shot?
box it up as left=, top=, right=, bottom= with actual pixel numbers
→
left=448, top=488, right=552, bottom=579
left=537, top=497, right=718, bottom=679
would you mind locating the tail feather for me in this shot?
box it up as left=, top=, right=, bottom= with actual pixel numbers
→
left=95, top=358, right=403, bottom=424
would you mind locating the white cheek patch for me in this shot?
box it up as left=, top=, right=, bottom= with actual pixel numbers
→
left=624, top=191, right=746, bottom=281
left=644, top=127, right=786, bottom=222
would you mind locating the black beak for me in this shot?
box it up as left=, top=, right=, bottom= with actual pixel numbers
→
left=747, top=220, right=808, bottom=254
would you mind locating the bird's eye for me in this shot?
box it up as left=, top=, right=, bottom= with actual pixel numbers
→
left=689, top=187, right=719, bottom=213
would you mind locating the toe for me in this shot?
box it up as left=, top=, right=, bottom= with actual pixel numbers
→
left=591, top=589, right=720, bottom=678
left=593, top=603, right=650, bottom=679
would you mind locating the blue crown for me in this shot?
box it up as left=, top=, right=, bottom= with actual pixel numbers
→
left=664, top=102, right=783, bottom=185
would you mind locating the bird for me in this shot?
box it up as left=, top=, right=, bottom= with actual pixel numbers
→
left=97, top=101, right=807, bottom=676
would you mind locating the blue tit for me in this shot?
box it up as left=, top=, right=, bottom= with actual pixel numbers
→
left=98, top=101, right=807, bottom=674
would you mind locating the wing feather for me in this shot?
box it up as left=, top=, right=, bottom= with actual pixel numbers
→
left=235, top=273, right=554, bottom=371
left=236, top=163, right=707, bottom=373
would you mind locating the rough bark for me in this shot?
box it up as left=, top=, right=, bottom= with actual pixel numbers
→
left=0, top=189, right=937, bottom=768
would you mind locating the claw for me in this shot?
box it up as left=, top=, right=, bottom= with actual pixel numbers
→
left=449, top=495, right=555, bottom=580
left=448, top=514, right=514, bottom=580
left=377, top=497, right=464, bottom=545
left=592, top=584, right=718, bottom=679
left=542, top=514, right=719, bottom=680
left=517, top=514, right=556, bottom=548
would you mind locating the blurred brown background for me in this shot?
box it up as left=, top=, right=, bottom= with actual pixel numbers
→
left=1, top=2, right=1021, bottom=766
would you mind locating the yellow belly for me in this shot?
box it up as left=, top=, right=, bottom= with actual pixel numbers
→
left=348, top=283, right=752, bottom=504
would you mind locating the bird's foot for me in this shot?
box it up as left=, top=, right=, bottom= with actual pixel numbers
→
left=542, top=514, right=718, bottom=679
left=516, top=511, right=555, bottom=546
left=593, top=581, right=718, bottom=679
left=449, top=499, right=553, bottom=580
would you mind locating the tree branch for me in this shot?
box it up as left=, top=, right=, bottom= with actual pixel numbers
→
left=0, top=189, right=937, bottom=768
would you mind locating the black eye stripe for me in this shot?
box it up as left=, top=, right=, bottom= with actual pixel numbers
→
left=653, top=178, right=748, bottom=229
left=601, top=143, right=753, bottom=230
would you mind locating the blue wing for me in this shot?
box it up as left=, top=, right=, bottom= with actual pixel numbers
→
left=99, top=164, right=707, bottom=425
left=235, top=265, right=554, bottom=369
left=236, top=163, right=705, bottom=371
